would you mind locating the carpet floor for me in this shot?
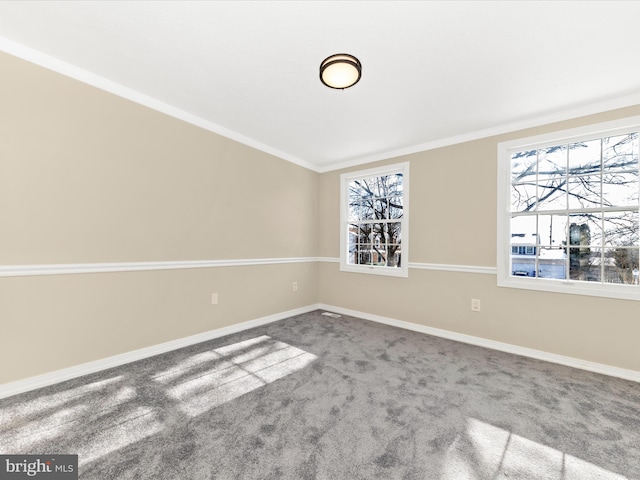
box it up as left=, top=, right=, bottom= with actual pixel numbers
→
left=1, top=310, right=639, bottom=479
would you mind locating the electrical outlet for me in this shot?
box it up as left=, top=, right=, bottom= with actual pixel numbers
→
left=292, top=281, right=298, bottom=292
left=211, top=293, right=219, bottom=305
left=471, top=299, right=481, bottom=312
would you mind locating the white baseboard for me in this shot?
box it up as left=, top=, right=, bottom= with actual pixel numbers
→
left=318, top=303, right=640, bottom=384
left=0, top=304, right=321, bottom=399
left=3, top=302, right=638, bottom=399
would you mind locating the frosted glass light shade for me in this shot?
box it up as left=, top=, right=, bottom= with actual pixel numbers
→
left=320, top=54, right=362, bottom=89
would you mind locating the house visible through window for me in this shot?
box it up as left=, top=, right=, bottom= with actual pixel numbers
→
left=498, top=116, right=640, bottom=300
left=340, top=162, right=409, bottom=277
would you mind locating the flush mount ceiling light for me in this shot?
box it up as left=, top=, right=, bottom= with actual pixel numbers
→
left=320, top=53, right=362, bottom=90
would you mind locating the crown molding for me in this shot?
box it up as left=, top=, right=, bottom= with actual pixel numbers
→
left=0, top=35, right=319, bottom=172
left=317, top=93, right=640, bottom=172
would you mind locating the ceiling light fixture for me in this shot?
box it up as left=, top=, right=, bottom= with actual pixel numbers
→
left=319, top=53, right=362, bottom=90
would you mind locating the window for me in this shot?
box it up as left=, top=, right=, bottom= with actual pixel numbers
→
left=340, top=162, right=409, bottom=277
left=498, top=116, right=640, bottom=300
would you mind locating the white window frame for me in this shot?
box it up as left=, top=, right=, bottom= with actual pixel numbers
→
left=340, top=162, right=409, bottom=277
left=497, top=115, right=640, bottom=301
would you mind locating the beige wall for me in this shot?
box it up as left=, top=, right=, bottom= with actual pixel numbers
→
left=0, top=53, right=318, bottom=264
left=0, top=52, right=319, bottom=384
left=318, top=105, right=640, bottom=373
left=1, top=263, right=318, bottom=383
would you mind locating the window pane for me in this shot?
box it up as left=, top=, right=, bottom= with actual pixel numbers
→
left=536, top=214, right=566, bottom=247
left=568, top=175, right=602, bottom=209
left=511, top=217, right=537, bottom=276
left=604, top=248, right=639, bottom=285
left=511, top=150, right=537, bottom=183
left=569, top=215, right=601, bottom=247
left=511, top=249, right=536, bottom=277
left=351, top=238, right=378, bottom=265
left=386, top=174, right=403, bottom=196
left=348, top=184, right=361, bottom=201
left=511, top=215, right=537, bottom=244
left=385, top=221, right=400, bottom=239
left=356, top=246, right=372, bottom=265
left=348, top=201, right=364, bottom=221
left=361, top=174, right=399, bottom=198
left=348, top=202, right=358, bottom=221
left=569, top=247, right=599, bottom=282
left=373, top=198, right=388, bottom=219
left=371, top=244, right=386, bottom=265
left=350, top=200, right=376, bottom=221
left=347, top=235, right=358, bottom=264
left=511, top=239, right=537, bottom=277
left=511, top=183, right=536, bottom=212
left=349, top=179, right=371, bottom=200
left=568, top=139, right=601, bottom=175
left=538, top=247, right=566, bottom=279
left=356, top=178, right=379, bottom=200
left=362, top=201, right=376, bottom=220
left=602, top=170, right=638, bottom=207
left=537, top=176, right=567, bottom=211
left=371, top=226, right=385, bottom=246
left=389, top=195, right=403, bottom=219
left=603, top=133, right=639, bottom=171
left=366, top=177, right=384, bottom=197
left=538, top=145, right=567, bottom=179
left=350, top=223, right=371, bottom=243
left=604, top=211, right=639, bottom=247
left=387, top=245, right=402, bottom=267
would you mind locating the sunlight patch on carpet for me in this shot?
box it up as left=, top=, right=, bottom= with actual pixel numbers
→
left=0, top=376, right=123, bottom=419
left=0, top=380, right=135, bottom=454
left=150, top=335, right=276, bottom=384
left=157, top=336, right=317, bottom=417
left=441, top=418, right=630, bottom=480
left=76, top=406, right=162, bottom=466
left=1, top=404, right=89, bottom=452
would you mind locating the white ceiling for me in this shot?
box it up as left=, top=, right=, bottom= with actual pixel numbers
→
left=1, top=1, right=640, bottom=172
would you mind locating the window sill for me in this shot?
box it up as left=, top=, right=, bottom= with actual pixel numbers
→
left=340, top=264, right=408, bottom=278
left=498, top=275, right=640, bottom=301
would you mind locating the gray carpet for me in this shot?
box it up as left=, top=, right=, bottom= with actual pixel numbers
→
left=1, top=310, right=639, bottom=479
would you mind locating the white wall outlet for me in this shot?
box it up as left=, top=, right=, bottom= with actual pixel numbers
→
left=292, top=281, right=298, bottom=292
left=471, top=299, right=481, bottom=312
left=211, top=293, right=219, bottom=305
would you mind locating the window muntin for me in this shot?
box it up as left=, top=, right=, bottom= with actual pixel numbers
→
left=340, top=163, right=409, bottom=277
left=498, top=117, right=640, bottom=300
